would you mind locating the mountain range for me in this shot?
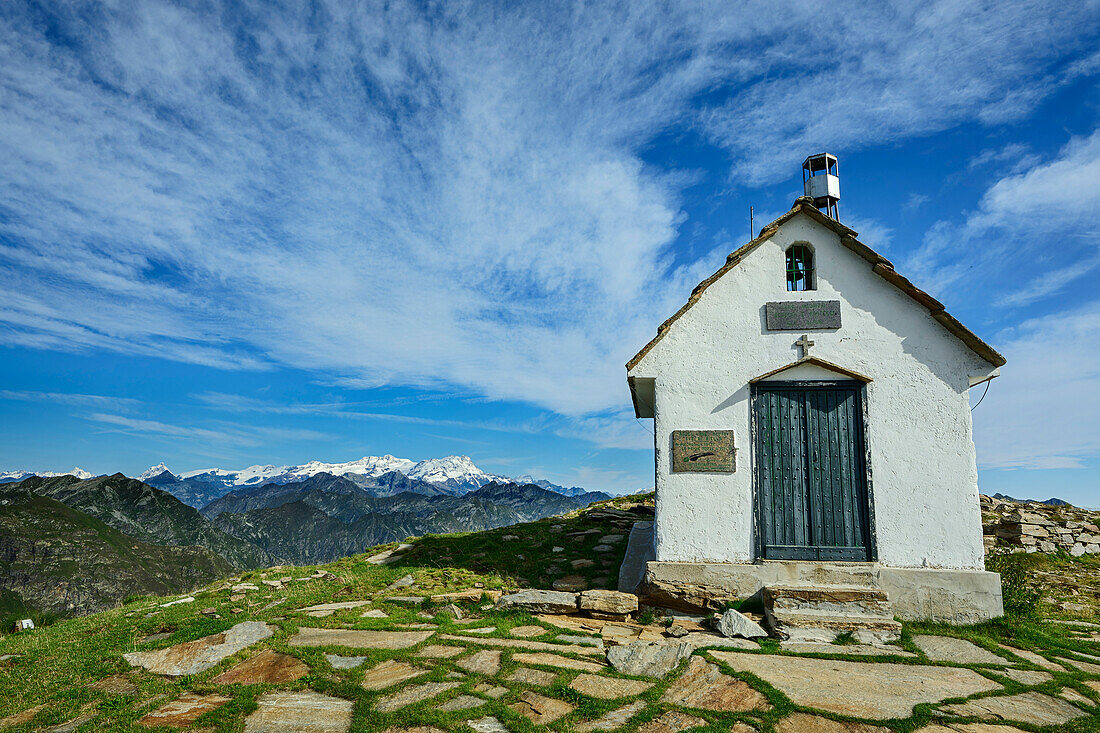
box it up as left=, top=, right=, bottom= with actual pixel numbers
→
left=127, top=454, right=595, bottom=508
left=0, top=459, right=610, bottom=619
left=202, top=474, right=609, bottom=564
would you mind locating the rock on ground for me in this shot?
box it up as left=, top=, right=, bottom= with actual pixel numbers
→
left=606, top=640, right=692, bottom=678
left=496, top=590, right=578, bottom=614
left=212, top=649, right=309, bottom=684
left=912, top=636, right=1007, bottom=665
left=123, top=621, right=275, bottom=676
left=376, top=682, right=462, bottom=713
left=288, top=628, right=432, bottom=649
left=710, top=649, right=1002, bottom=720
left=658, top=656, right=771, bottom=712
left=579, top=589, right=639, bottom=619
left=137, top=693, right=231, bottom=728
left=360, top=660, right=428, bottom=690
left=0, top=705, right=48, bottom=728
left=940, top=691, right=1089, bottom=726
left=511, top=651, right=605, bottom=672
left=244, top=690, right=354, bottom=732
left=510, top=691, right=574, bottom=724
left=325, top=655, right=369, bottom=669
left=437, top=695, right=485, bottom=712
left=575, top=700, right=647, bottom=731
left=775, top=713, right=891, bottom=732
left=998, top=646, right=1063, bottom=671
left=780, top=642, right=914, bottom=657
left=1001, top=668, right=1053, bottom=685
left=456, top=650, right=502, bottom=675
left=717, top=608, right=768, bottom=639
left=913, top=724, right=1030, bottom=732
left=416, top=645, right=466, bottom=658
left=509, top=625, right=545, bottom=638
left=636, top=710, right=710, bottom=733
left=569, top=673, right=653, bottom=699
left=88, top=674, right=140, bottom=695
left=438, top=634, right=603, bottom=655
left=507, top=667, right=558, bottom=685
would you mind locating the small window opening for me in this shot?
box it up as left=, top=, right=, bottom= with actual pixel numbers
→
left=786, top=245, right=815, bottom=291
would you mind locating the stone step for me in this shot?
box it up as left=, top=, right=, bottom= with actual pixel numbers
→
left=765, top=608, right=902, bottom=645
left=763, top=585, right=892, bottom=617
left=761, top=561, right=878, bottom=588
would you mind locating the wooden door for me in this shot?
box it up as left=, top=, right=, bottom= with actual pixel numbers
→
left=753, top=382, right=872, bottom=561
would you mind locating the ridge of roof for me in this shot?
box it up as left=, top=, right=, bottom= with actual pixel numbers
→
left=625, top=197, right=1006, bottom=372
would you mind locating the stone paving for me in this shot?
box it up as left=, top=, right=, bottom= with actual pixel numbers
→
left=22, top=565, right=1100, bottom=733
left=76, top=611, right=1100, bottom=732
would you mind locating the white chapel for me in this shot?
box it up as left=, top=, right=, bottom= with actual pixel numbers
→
left=626, top=154, right=1005, bottom=631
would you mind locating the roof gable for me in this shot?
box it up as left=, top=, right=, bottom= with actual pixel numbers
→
left=626, top=197, right=1005, bottom=372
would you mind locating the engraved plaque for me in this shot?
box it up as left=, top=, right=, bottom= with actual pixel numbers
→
left=765, top=300, right=842, bottom=330
left=671, top=430, right=735, bottom=473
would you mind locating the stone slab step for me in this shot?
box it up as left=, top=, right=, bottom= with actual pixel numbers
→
left=764, top=585, right=892, bottom=616
left=766, top=608, right=902, bottom=645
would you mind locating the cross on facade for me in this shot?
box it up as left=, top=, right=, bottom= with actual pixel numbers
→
left=795, top=334, right=814, bottom=358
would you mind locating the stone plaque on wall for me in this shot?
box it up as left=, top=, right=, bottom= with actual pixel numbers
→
left=671, top=430, right=735, bottom=473
left=765, top=300, right=842, bottom=330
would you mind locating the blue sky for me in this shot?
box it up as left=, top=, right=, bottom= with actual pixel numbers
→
left=1, top=1, right=1099, bottom=502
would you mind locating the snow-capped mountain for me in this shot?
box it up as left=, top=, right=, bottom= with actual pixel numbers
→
left=175, top=454, right=418, bottom=489
left=0, top=466, right=93, bottom=484
left=407, top=455, right=509, bottom=493
left=137, top=463, right=172, bottom=481
left=130, top=454, right=585, bottom=507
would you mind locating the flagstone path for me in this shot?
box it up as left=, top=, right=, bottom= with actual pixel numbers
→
left=710, top=650, right=1002, bottom=719
left=25, top=550, right=1099, bottom=733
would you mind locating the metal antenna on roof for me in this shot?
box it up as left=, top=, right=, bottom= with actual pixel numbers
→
left=750, top=206, right=754, bottom=239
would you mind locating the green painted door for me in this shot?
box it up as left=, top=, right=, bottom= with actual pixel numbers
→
left=753, top=382, right=872, bottom=561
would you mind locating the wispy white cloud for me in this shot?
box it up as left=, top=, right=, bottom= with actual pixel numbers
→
left=967, top=143, right=1039, bottom=174
left=844, top=215, right=894, bottom=252
left=975, top=301, right=1100, bottom=470
left=907, top=129, right=1100, bottom=301
left=0, top=1, right=1096, bottom=420
left=191, top=389, right=650, bottom=452
left=0, top=389, right=140, bottom=410
left=86, top=413, right=332, bottom=447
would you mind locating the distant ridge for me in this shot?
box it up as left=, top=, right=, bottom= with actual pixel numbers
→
left=991, top=492, right=1070, bottom=507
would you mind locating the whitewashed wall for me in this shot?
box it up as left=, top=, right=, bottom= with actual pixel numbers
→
left=628, top=213, right=997, bottom=571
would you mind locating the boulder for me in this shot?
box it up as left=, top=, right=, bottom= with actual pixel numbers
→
left=717, top=608, right=768, bottom=639
left=496, top=590, right=578, bottom=615
left=606, top=640, right=692, bottom=678
left=579, top=590, right=638, bottom=621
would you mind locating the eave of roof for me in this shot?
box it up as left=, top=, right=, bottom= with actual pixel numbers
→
left=626, top=197, right=1006, bottom=372
left=749, top=355, right=873, bottom=384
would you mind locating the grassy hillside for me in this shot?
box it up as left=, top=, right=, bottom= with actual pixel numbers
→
left=0, top=487, right=234, bottom=621
left=16, top=474, right=273, bottom=570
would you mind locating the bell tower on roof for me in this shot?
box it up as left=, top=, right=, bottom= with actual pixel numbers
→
left=802, top=152, right=840, bottom=220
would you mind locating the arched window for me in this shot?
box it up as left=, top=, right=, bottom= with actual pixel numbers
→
left=786, top=244, right=815, bottom=291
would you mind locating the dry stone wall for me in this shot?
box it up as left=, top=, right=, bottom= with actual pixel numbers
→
left=981, top=495, right=1100, bottom=556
